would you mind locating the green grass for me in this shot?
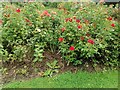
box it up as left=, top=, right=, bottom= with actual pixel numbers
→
left=3, top=70, right=118, bottom=88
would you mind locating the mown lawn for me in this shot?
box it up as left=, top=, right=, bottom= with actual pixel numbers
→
left=3, top=70, right=118, bottom=88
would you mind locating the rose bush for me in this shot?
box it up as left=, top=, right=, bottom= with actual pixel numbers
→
left=56, top=3, right=119, bottom=66
left=1, top=2, right=119, bottom=68
left=1, top=2, right=61, bottom=63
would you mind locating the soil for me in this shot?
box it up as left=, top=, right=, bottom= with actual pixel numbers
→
left=2, top=50, right=104, bottom=84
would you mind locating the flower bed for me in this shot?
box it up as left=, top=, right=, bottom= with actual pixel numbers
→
left=0, top=2, right=119, bottom=82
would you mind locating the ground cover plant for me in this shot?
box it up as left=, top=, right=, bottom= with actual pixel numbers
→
left=0, top=2, right=119, bottom=86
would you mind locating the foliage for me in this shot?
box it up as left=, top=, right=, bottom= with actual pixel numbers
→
left=1, top=2, right=119, bottom=69
left=56, top=3, right=119, bottom=67
left=1, top=2, right=60, bottom=63
left=43, top=60, right=60, bottom=77
left=42, top=2, right=60, bottom=8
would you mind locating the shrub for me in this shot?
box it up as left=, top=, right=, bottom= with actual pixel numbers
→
left=1, top=2, right=119, bottom=68
left=56, top=3, right=119, bottom=67
left=1, top=3, right=58, bottom=63
left=42, top=2, right=60, bottom=8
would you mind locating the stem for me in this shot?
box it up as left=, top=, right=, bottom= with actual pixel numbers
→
left=50, top=43, right=53, bottom=53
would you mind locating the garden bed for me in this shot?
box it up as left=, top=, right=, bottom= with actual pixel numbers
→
left=1, top=2, right=119, bottom=85
left=2, top=50, right=105, bottom=84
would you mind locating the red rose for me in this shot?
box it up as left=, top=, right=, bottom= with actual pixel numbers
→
left=111, top=23, right=115, bottom=27
left=16, top=8, right=21, bottom=13
left=80, top=36, right=84, bottom=41
left=41, top=10, right=51, bottom=17
left=84, top=19, right=89, bottom=24
left=73, top=16, right=76, bottom=19
left=25, top=18, right=30, bottom=22
left=58, top=37, right=64, bottom=42
left=87, top=39, right=94, bottom=44
left=61, top=27, right=66, bottom=32
left=0, top=20, right=3, bottom=25
left=69, top=18, right=72, bottom=22
left=77, top=25, right=82, bottom=29
left=29, top=23, right=32, bottom=26
left=4, top=14, right=10, bottom=17
left=65, top=18, right=72, bottom=22
left=5, top=5, right=9, bottom=9
left=107, top=17, right=112, bottom=20
left=86, top=33, right=90, bottom=37
left=76, top=19, right=80, bottom=23
left=46, top=13, right=51, bottom=17
left=43, top=10, right=48, bottom=15
left=7, top=14, right=10, bottom=17
left=69, top=46, right=75, bottom=51
left=65, top=18, right=69, bottom=22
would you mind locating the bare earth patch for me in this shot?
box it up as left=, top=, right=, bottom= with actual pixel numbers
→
left=2, top=50, right=107, bottom=84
